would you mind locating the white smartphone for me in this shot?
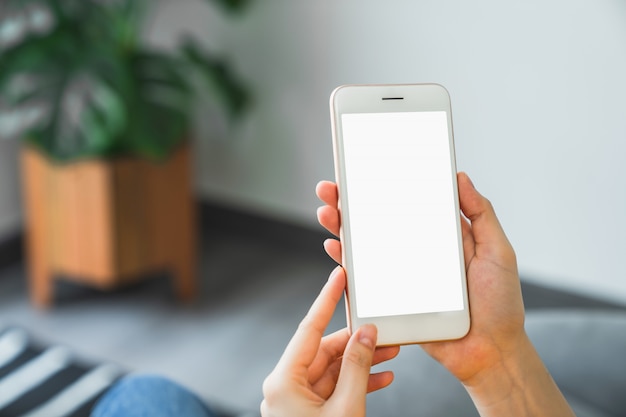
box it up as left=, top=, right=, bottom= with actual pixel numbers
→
left=329, top=83, right=470, bottom=346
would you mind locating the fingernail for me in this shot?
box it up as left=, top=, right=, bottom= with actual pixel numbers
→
left=358, top=324, right=377, bottom=349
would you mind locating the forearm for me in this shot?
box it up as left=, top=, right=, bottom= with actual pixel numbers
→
left=464, top=333, right=576, bottom=417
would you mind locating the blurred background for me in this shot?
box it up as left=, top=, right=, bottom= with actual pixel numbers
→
left=1, top=1, right=626, bottom=416
left=184, top=0, right=626, bottom=303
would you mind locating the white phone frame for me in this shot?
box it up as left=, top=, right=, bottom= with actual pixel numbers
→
left=329, top=83, right=470, bottom=346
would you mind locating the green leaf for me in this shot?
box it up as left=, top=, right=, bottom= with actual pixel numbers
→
left=205, top=0, right=251, bottom=14
left=124, top=98, right=188, bottom=160
left=180, top=37, right=250, bottom=119
left=0, top=31, right=68, bottom=92
left=131, top=50, right=192, bottom=97
left=2, top=0, right=250, bottom=161
left=79, top=77, right=127, bottom=154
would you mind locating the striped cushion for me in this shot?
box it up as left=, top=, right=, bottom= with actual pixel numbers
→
left=0, top=327, right=124, bottom=417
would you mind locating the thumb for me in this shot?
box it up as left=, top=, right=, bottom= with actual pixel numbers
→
left=457, top=172, right=515, bottom=264
left=329, top=325, right=377, bottom=411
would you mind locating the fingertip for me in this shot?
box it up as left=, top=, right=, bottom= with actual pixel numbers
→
left=327, top=266, right=346, bottom=291
left=368, top=370, right=395, bottom=393
left=322, top=238, right=333, bottom=256
left=316, top=180, right=339, bottom=207
left=458, top=171, right=476, bottom=192
left=465, top=173, right=475, bottom=189
left=316, top=205, right=324, bottom=222
left=458, top=171, right=491, bottom=221
left=315, top=180, right=325, bottom=199
left=380, top=370, right=395, bottom=387
left=322, top=238, right=343, bottom=265
left=316, top=180, right=336, bottom=200
left=316, top=205, right=340, bottom=236
left=385, top=345, right=401, bottom=360
left=328, top=265, right=342, bottom=280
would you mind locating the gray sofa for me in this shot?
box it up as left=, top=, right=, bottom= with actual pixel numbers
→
left=363, top=309, right=626, bottom=417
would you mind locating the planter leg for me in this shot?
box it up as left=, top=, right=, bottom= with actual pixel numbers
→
left=22, top=148, right=55, bottom=308
left=29, top=263, right=53, bottom=308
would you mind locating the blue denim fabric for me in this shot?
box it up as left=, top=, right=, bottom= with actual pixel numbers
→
left=91, top=374, right=217, bottom=417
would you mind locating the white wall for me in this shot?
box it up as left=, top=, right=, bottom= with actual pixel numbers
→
left=151, top=0, right=626, bottom=304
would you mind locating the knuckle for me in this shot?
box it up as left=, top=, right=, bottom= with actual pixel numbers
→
left=344, top=345, right=372, bottom=369
left=481, top=196, right=495, bottom=213
left=297, top=314, right=323, bottom=336
left=261, top=374, right=280, bottom=403
left=262, top=372, right=292, bottom=409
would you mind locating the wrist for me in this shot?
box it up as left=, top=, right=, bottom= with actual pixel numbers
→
left=463, top=332, right=575, bottom=417
left=463, top=332, right=533, bottom=407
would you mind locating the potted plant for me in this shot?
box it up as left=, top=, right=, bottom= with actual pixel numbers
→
left=0, top=0, right=249, bottom=307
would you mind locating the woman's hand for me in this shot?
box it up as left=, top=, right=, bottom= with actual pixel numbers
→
left=316, top=173, right=524, bottom=385
left=260, top=267, right=400, bottom=417
left=316, top=173, right=575, bottom=416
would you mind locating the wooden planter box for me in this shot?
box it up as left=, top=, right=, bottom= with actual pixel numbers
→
left=21, top=145, right=197, bottom=307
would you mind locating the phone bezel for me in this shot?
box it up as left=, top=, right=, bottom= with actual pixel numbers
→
left=329, top=83, right=470, bottom=346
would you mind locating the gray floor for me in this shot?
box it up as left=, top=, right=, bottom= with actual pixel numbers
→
left=0, top=214, right=341, bottom=415
left=1, top=204, right=624, bottom=415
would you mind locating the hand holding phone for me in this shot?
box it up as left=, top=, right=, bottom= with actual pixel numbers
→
left=329, top=83, right=470, bottom=345
left=316, top=176, right=577, bottom=417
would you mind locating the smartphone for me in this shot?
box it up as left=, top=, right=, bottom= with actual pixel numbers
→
left=329, top=83, right=470, bottom=346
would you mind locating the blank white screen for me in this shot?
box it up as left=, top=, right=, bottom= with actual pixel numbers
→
left=341, top=111, right=464, bottom=318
